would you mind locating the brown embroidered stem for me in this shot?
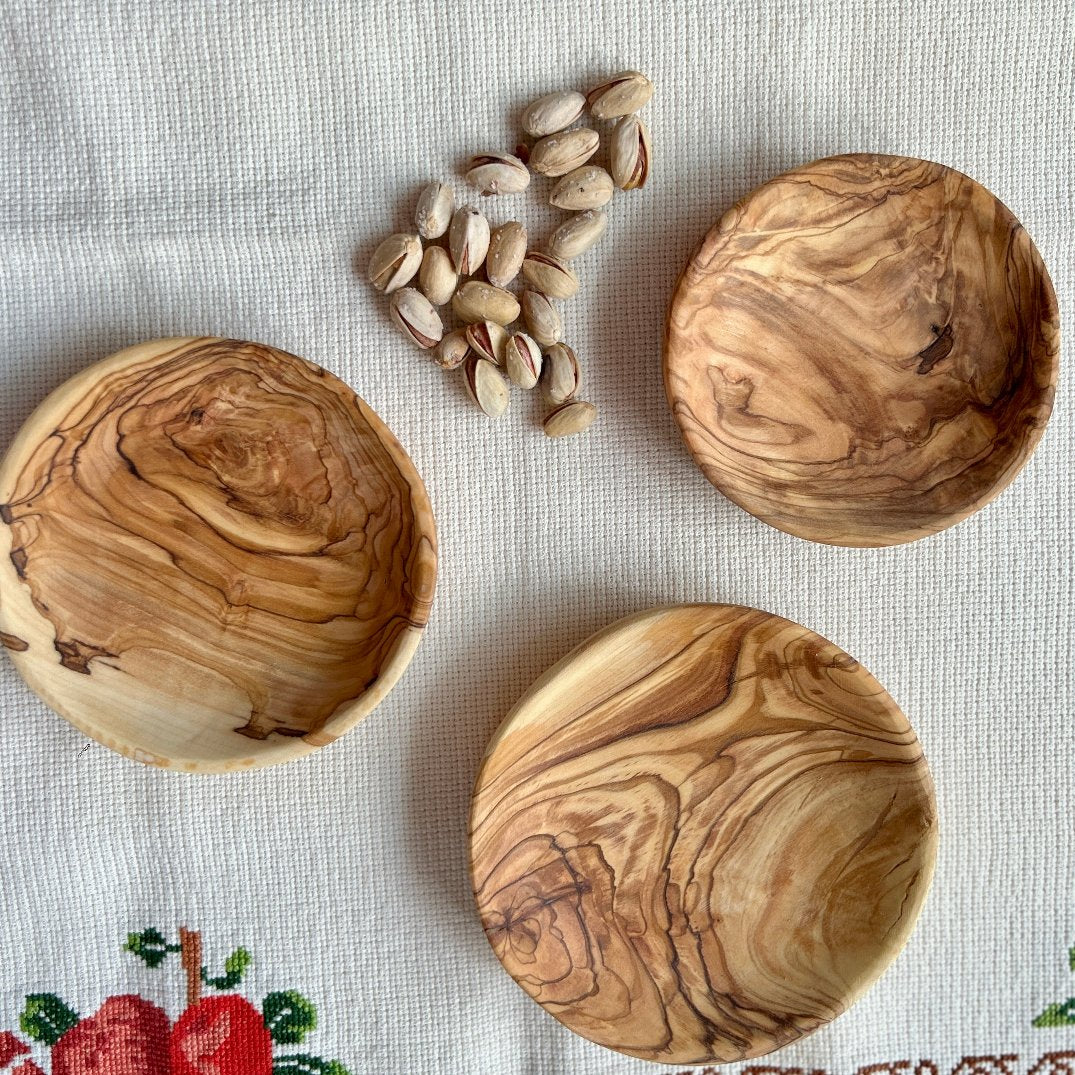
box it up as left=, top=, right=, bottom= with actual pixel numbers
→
left=178, top=927, right=202, bottom=1009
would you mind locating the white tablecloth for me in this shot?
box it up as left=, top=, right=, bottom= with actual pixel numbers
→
left=0, top=2, right=1072, bottom=1073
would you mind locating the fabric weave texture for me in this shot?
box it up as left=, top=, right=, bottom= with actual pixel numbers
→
left=0, top=2, right=1072, bottom=1073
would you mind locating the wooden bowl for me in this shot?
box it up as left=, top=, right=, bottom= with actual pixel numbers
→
left=0, top=338, right=437, bottom=771
left=469, top=604, right=937, bottom=1064
left=665, top=154, right=1059, bottom=547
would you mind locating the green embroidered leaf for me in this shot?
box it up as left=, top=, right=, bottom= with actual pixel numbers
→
left=1069, top=945, right=1075, bottom=972
left=262, top=990, right=318, bottom=1044
left=202, top=946, right=252, bottom=990
left=272, top=1056, right=350, bottom=1075
left=19, top=994, right=79, bottom=1045
left=124, top=927, right=179, bottom=968
left=1033, top=998, right=1075, bottom=1027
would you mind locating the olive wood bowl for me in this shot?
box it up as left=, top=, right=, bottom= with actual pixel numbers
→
left=469, top=603, right=937, bottom=1064
left=664, top=153, right=1059, bottom=547
left=0, top=338, right=437, bottom=771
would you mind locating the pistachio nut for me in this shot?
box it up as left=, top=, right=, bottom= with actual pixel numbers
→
left=521, top=89, right=586, bottom=137
left=449, top=205, right=491, bottom=275
left=609, top=114, right=651, bottom=190
left=415, top=182, right=454, bottom=240
left=389, top=287, right=443, bottom=349
left=465, top=320, right=509, bottom=367
left=543, top=399, right=597, bottom=438
left=520, top=251, right=580, bottom=300
left=541, top=343, right=581, bottom=404
left=452, top=280, right=521, bottom=325
left=485, top=220, right=528, bottom=288
left=464, top=354, right=510, bottom=418
left=418, top=245, right=459, bottom=306
left=520, top=290, right=563, bottom=347
left=586, top=70, right=654, bottom=119
left=505, top=332, right=542, bottom=390
left=434, top=329, right=471, bottom=370
left=368, top=233, right=423, bottom=293
left=465, top=152, right=531, bottom=196
left=546, top=209, right=607, bottom=261
left=528, top=128, right=599, bottom=177
left=549, top=165, right=615, bottom=210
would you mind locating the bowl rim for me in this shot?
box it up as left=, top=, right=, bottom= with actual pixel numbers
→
left=0, top=336, right=438, bottom=772
left=468, top=602, right=939, bottom=1063
left=663, top=151, right=1061, bottom=548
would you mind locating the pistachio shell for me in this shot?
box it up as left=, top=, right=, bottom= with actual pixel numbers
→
left=415, top=183, right=454, bottom=239
left=434, top=329, right=471, bottom=370
left=452, top=280, right=521, bottom=325
left=449, top=205, right=491, bottom=275
left=609, top=114, right=651, bottom=190
left=505, top=332, right=543, bottom=390
left=586, top=70, right=654, bottom=119
left=368, top=233, right=423, bottom=292
left=549, top=166, right=615, bottom=210
left=486, top=221, right=528, bottom=288
left=465, top=320, right=509, bottom=367
left=464, top=354, right=510, bottom=418
left=543, top=399, right=597, bottom=437
left=520, top=290, right=563, bottom=347
left=520, top=251, right=580, bottom=300
left=521, top=90, right=586, bottom=137
left=418, top=245, right=459, bottom=306
left=546, top=209, right=608, bottom=261
left=528, top=128, right=600, bottom=178
left=389, top=287, right=443, bottom=349
left=541, top=343, right=581, bottom=404
left=465, top=153, right=531, bottom=196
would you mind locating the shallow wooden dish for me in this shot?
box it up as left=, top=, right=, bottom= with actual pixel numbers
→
left=665, top=153, right=1059, bottom=547
left=0, top=338, right=437, bottom=771
left=469, top=604, right=937, bottom=1064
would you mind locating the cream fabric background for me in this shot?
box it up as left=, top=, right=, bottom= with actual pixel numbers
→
left=0, top=1, right=1072, bottom=1072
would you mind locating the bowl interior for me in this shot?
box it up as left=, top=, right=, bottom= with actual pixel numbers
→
left=664, top=153, right=1059, bottom=546
left=469, top=604, right=937, bottom=1064
left=0, top=337, right=436, bottom=770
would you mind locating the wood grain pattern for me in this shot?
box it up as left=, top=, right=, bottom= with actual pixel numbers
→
left=665, top=154, right=1059, bottom=547
left=469, top=604, right=937, bottom=1064
left=0, top=338, right=436, bottom=771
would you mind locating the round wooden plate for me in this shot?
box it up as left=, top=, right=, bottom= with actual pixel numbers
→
left=664, top=153, right=1059, bottom=547
left=469, top=604, right=937, bottom=1064
left=0, top=338, right=437, bottom=771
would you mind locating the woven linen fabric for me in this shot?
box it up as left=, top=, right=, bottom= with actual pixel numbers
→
left=0, top=1, right=1072, bottom=1072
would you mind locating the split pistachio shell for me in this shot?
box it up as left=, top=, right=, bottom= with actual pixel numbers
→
left=368, top=233, right=423, bottom=292
left=465, top=153, right=531, bottom=195
left=435, top=329, right=471, bottom=370
left=449, top=205, right=491, bottom=275
left=418, top=245, right=458, bottom=306
left=586, top=70, right=654, bottom=119
left=549, top=166, right=615, bottom=210
left=505, top=332, right=542, bottom=390
left=520, top=251, right=580, bottom=300
left=486, top=221, right=528, bottom=288
left=521, top=90, right=586, bottom=137
left=415, top=183, right=454, bottom=240
left=464, top=354, right=510, bottom=418
left=520, top=290, right=563, bottom=347
left=389, top=287, right=443, bottom=349
left=543, top=399, right=597, bottom=437
left=541, top=343, right=581, bottom=404
left=609, top=114, right=651, bottom=190
left=465, top=320, right=509, bottom=367
left=528, top=128, right=600, bottom=177
left=546, top=209, right=607, bottom=261
left=452, top=280, right=521, bottom=325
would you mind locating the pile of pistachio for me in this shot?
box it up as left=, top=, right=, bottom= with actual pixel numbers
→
left=367, top=71, right=652, bottom=437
